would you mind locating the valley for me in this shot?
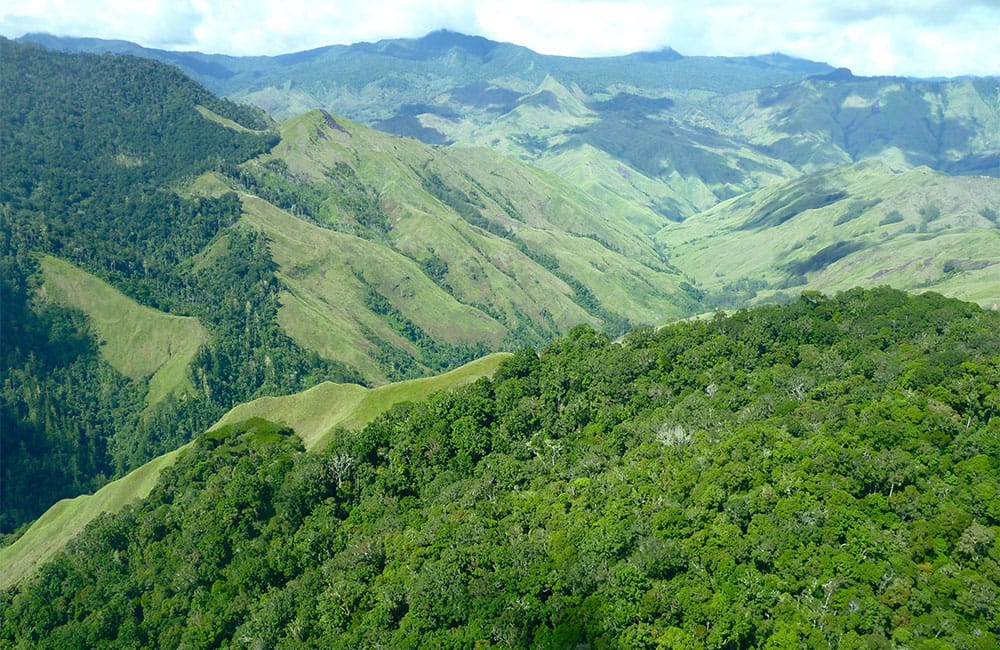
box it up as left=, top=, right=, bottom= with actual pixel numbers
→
left=1, top=30, right=999, bottom=649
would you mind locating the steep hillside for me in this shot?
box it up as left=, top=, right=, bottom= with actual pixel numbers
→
left=656, top=162, right=1000, bottom=308
left=0, top=38, right=344, bottom=534
left=21, top=32, right=999, bottom=220
left=717, top=73, right=1000, bottom=175
left=0, top=354, right=508, bottom=591
left=206, top=110, right=700, bottom=381
left=1, top=39, right=702, bottom=537
left=3, top=289, right=997, bottom=648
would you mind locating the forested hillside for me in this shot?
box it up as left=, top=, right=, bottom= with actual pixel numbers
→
left=0, top=39, right=357, bottom=534
left=4, top=29, right=999, bottom=546
left=3, top=289, right=998, bottom=648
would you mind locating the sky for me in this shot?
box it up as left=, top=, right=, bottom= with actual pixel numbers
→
left=1, top=0, right=998, bottom=78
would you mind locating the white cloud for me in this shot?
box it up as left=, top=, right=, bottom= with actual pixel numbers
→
left=0, top=0, right=997, bottom=77
left=475, top=0, right=674, bottom=57
left=0, top=0, right=201, bottom=48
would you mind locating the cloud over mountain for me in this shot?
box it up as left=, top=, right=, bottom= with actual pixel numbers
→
left=1, top=1, right=997, bottom=77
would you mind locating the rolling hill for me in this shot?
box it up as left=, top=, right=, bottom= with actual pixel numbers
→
left=3, top=35, right=999, bottom=541
left=2, top=30, right=1000, bottom=649
left=187, top=108, right=702, bottom=384
left=21, top=31, right=999, bottom=218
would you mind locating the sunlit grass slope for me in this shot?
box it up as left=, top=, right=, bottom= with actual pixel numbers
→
left=193, top=110, right=698, bottom=384
left=211, top=351, right=511, bottom=450
left=38, top=254, right=209, bottom=406
left=240, top=193, right=507, bottom=383
left=0, top=443, right=191, bottom=591
left=264, top=111, right=696, bottom=326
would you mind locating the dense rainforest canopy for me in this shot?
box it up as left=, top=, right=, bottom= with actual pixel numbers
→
left=2, top=288, right=998, bottom=648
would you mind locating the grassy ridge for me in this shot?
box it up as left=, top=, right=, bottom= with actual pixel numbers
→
left=0, top=353, right=510, bottom=589
left=193, top=105, right=270, bottom=134
left=38, top=255, right=209, bottom=407
left=211, top=351, right=511, bottom=450
left=194, top=111, right=699, bottom=385
left=262, top=111, right=693, bottom=333
left=238, top=192, right=508, bottom=381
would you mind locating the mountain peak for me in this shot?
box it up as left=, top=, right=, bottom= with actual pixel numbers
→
left=625, top=47, right=684, bottom=63
left=362, top=29, right=505, bottom=61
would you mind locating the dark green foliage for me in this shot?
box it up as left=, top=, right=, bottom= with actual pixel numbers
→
left=420, top=253, right=450, bottom=285
left=740, top=184, right=848, bottom=230
left=231, top=157, right=392, bottom=241
left=514, top=238, right=559, bottom=272
left=420, top=171, right=511, bottom=238
left=919, top=202, right=942, bottom=232
left=512, top=236, right=632, bottom=336
left=0, top=245, right=144, bottom=533
left=833, top=198, right=882, bottom=226
left=4, top=288, right=999, bottom=648
left=0, top=39, right=354, bottom=533
left=702, top=277, right=768, bottom=310
left=374, top=115, right=453, bottom=144
left=879, top=209, right=905, bottom=226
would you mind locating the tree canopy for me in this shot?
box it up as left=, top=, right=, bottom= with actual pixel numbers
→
left=3, top=288, right=998, bottom=648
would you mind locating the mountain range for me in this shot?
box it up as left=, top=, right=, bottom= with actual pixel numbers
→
left=1, top=31, right=999, bottom=648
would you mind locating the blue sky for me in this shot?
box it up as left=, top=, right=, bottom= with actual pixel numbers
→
left=1, top=0, right=998, bottom=77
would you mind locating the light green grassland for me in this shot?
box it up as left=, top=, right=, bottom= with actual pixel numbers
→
left=211, top=351, right=511, bottom=450
left=193, top=104, right=264, bottom=133
left=0, top=353, right=510, bottom=589
left=267, top=111, right=693, bottom=331
left=38, top=254, right=209, bottom=406
left=239, top=193, right=509, bottom=381
left=656, top=163, right=1000, bottom=307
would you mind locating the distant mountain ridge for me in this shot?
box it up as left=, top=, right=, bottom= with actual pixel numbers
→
left=16, top=30, right=834, bottom=131
left=19, top=30, right=997, bottom=223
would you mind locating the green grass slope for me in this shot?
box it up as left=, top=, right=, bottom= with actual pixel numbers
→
left=38, top=255, right=209, bottom=406
left=190, top=111, right=703, bottom=385
left=239, top=192, right=507, bottom=383
left=211, top=351, right=511, bottom=450
left=425, top=77, right=804, bottom=221
left=656, top=162, right=1000, bottom=307
left=248, top=111, right=697, bottom=343
left=0, top=353, right=509, bottom=589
